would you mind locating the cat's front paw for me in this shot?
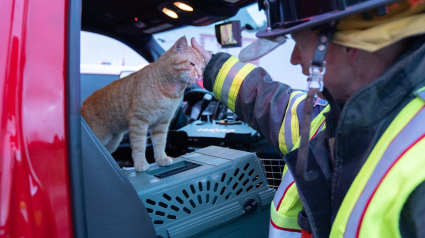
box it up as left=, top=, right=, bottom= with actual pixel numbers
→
left=156, top=156, right=173, bottom=167
left=134, top=161, right=149, bottom=172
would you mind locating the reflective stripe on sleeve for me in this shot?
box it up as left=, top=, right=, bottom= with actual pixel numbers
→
left=227, top=64, right=257, bottom=111
left=278, top=91, right=307, bottom=154
left=212, top=56, right=257, bottom=111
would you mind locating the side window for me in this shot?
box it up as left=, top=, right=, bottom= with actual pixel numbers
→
left=80, top=74, right=119, bottom=103
left=80, top=31, right=149, bottom=104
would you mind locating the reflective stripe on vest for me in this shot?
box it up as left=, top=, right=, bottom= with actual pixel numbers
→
left=269, top=220, right=302, bottom=238
left=415, top=86, right=425, bottom=101
left=330, top=96, right=425, bottom=238
left=271, top=166, right=302, bottom=232
left=292, top=105, right=329, bottom=150
left=270, top=105, right=329, bottom=237
left=213, top=56, right=257, bottom=112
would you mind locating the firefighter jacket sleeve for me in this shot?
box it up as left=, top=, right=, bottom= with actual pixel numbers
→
left=203, top=52, right=307, bottom=155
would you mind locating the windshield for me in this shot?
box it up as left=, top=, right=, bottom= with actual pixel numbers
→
left=153, top=4, right=307, bottom=90
left=81, top=31, right=149, bottom=69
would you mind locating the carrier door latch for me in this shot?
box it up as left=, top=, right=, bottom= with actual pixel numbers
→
left=242, top=198, right=258, bottom=217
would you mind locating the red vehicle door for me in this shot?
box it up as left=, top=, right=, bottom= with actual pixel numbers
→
left=0, top=0, right=82, bottom=237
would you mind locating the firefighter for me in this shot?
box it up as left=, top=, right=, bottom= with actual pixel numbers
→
left=192, top=0, right=425, bottom=237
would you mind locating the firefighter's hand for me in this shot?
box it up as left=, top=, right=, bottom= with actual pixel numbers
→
left=191, top=37, right=212, bottom=67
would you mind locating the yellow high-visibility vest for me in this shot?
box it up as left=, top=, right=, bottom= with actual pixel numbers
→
left=270, top=103, right=328, bottom=237
left=330, top=90, right=425, bottom=238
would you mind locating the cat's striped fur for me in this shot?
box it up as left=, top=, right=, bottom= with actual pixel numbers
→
left=81, top=36, right=204, bottom=171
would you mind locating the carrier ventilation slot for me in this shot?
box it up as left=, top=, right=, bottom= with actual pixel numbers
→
left=154, top=162, right=202, bottom=179
left=145, top=162, right=264, bottom=228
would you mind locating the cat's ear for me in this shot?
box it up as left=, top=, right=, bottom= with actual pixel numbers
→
left=173, top=36, right=188, bottom=52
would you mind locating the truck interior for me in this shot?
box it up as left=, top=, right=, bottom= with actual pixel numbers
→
left=81, top=0, right=253, bottom=62
left=71, top=0, right=283, bottom=237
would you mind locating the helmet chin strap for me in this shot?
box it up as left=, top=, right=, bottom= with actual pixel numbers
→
left=297, top=25, right=336, bottom=181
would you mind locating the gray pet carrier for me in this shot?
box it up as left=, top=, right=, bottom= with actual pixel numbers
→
left=122, top=146, right=275, bottom=238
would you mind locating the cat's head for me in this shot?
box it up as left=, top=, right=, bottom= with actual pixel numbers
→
left=162, top=36, right=205, bottom=85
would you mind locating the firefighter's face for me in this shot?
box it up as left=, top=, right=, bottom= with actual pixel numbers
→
left=290, top=29, right=355, bottom=101
left=290, top=29, right=318, bottom=76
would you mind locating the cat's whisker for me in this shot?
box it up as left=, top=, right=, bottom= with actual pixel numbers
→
left=184, top=76, right=191, bottom=88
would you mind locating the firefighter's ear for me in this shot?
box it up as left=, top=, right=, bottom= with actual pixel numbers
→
left=173, top=36, right=188, bottom=52
left=345, top=46, right=360, bottom=64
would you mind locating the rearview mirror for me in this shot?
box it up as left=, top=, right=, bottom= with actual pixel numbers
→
left=215, top=21, right=242, bottom=48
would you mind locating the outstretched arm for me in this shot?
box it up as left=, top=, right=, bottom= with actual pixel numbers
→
left=192, top=38, right=306, bottom=155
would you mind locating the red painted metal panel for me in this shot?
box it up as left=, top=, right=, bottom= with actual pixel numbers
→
left=0, top=0, right=73, bottom=237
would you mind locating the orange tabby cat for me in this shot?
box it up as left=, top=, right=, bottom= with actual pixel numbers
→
left=81, top=36, right=204, bottom=171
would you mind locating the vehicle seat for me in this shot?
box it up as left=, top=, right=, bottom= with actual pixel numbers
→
left=81, top=118, right=157, bottom=238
